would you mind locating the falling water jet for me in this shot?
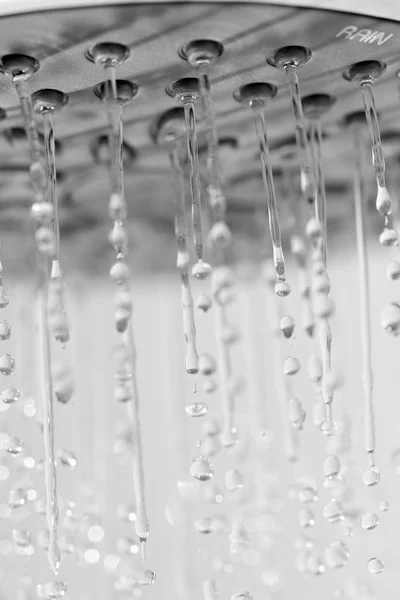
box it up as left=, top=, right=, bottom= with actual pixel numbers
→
left=32, top=89, right=70, bottom=345
left=348, top=113, right=379, bottom=479
left=0, top=54, right=46, bottom=203
left=181, top=39, right=231, bottom=248
left=344, top=60, right=397, bottom=241
left=89, top=44, right=150, bottom=563
left=303, top=93, right=336, bottom=265
left=212, top=266, right=237, bottom=447
left=234, top=83, right=290, bottom=294
left=302, top=95, right=338, bottom=432
left=165, top=70, right=239, bottom=446
left=37, top=258, right=60, bottom=575
left=263, top=261, right=299, bottom=462
left=167, top=78, right=210, bottom=270
left=1, top=53, right=59, bottom=574
left=268, top=46, right=315, bottom=205
left=153, top=107, right=199, bottom=374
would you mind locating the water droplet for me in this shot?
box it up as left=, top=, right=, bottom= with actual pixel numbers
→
left=376, top=185, right=391, bottom=216
left=361, top=512, right=380, bottom=531
left=31, top=201, right=53, bottom=224
left=307, top=554, right=325, bottom=576
left=54, top=377, right=74, bottom=404
left=380, top=302, right=400, bottom=335
left=325, top=541, right=349, bottom=568
left=324, top=455, right=341, bottom=478
left=203, top=378, right=217, bottom=393
left=0, top=354, right=14, bottom=375
left=225, top=469, right=244, bottom=492
left=323, top=499, right=343, bottom=523
left=362, top=466, right=380, bottom=487
left=1, top=387, right=20, bottom=404
left=212, top=266, right=235, bottom=292
left=5, top=436, right=24, bottom=456
left=312, top=273, right=331, bottom=294
left=320, top=420, right=338, bottom=436
left=177, top=480, right=199, bottom=500
left=35, top=226, right=56, bottom=256
left=379, top=228, right=398, bottom=247
left=262, top=569, right=281, bottom=589
left=8, top=487, right=28, bottom=508
left=12, top=529, right=31, bottom=547
left=275, top=281, right=291, bottom=297
left=221, top=324, right=240, bottom=345
left=367, top=557, right=384, bottom=574
left=386, top=261, right=400, bottom=281
left=36, top=581, right=67, bottom=598
left=110, top=221, right=127, bottom=253
left=0, top=320, right=11, bottom=340
left=199, top=354, right=217, bottom=376
left=283, top=356, right=301, bottom=376
left=114, top=307, right=130, bottom=332
left=196, top=293, right=212, bottom=312
left=288, top=397, right=306, bottom=430
left=291, top=234, right=306, bottom=258
left=323, top=370, right=342, bottom=397
left=210, top=221, right=232, bottom=247
left=280, top=315, right=295, bottom=339
left=306, top=217, right=323, bottom=242
left=220, top=427, right=238, bottom=448
left=298, top=508, right=315, bottom=528
left=202, top=419, right=220, bottom=436
left=314, top=294, right=335, bottom=319
left=56, top=450, right=78, bottom=470
left=215, top=287, right=235, bottom=306
left=192, top=260, right=212, bottom=280
left=195, top=517, right=213, bottom=534
left=109, top=193, right=126, bottom=220
left=114, top=383, right=131, bottom=403
left=231, top=593, right=253, bottom=600
left=110, top=261, right=129, bottom=284
left=135, top=569, right=156, bottom=585
left=190, top=457, right=214, bottom=481
left=312, top=260, right=325, bottom=276
left=379, top=500, right=390, bottom=512
left=298, top=485, right=318, bottom=505
left=185, top=402, right=208, bottom=417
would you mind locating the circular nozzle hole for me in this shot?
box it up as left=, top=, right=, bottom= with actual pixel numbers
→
left=233, top=82, right=277, bottom=106
left=179, top=39, right=224, bottom=66
left=94, top=79, right=139, bottom=104
left=0, top=53, right=40, bottom=78
left=85, top=42, right=130, bottom=65
left=150, top=107, right=186, bottom=144
left=32, top=88, right=69, bottom=114
left=342, top=110, right=367, bottom=127
left=302, top=93, right=336, bottom=119
left=267, top=45, right=311, bottom=69
left=165, top=77, right=200, bottom=100
left=342, top=60, right=386, bottom=83
left=90, top=134, right=137, bottom=165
